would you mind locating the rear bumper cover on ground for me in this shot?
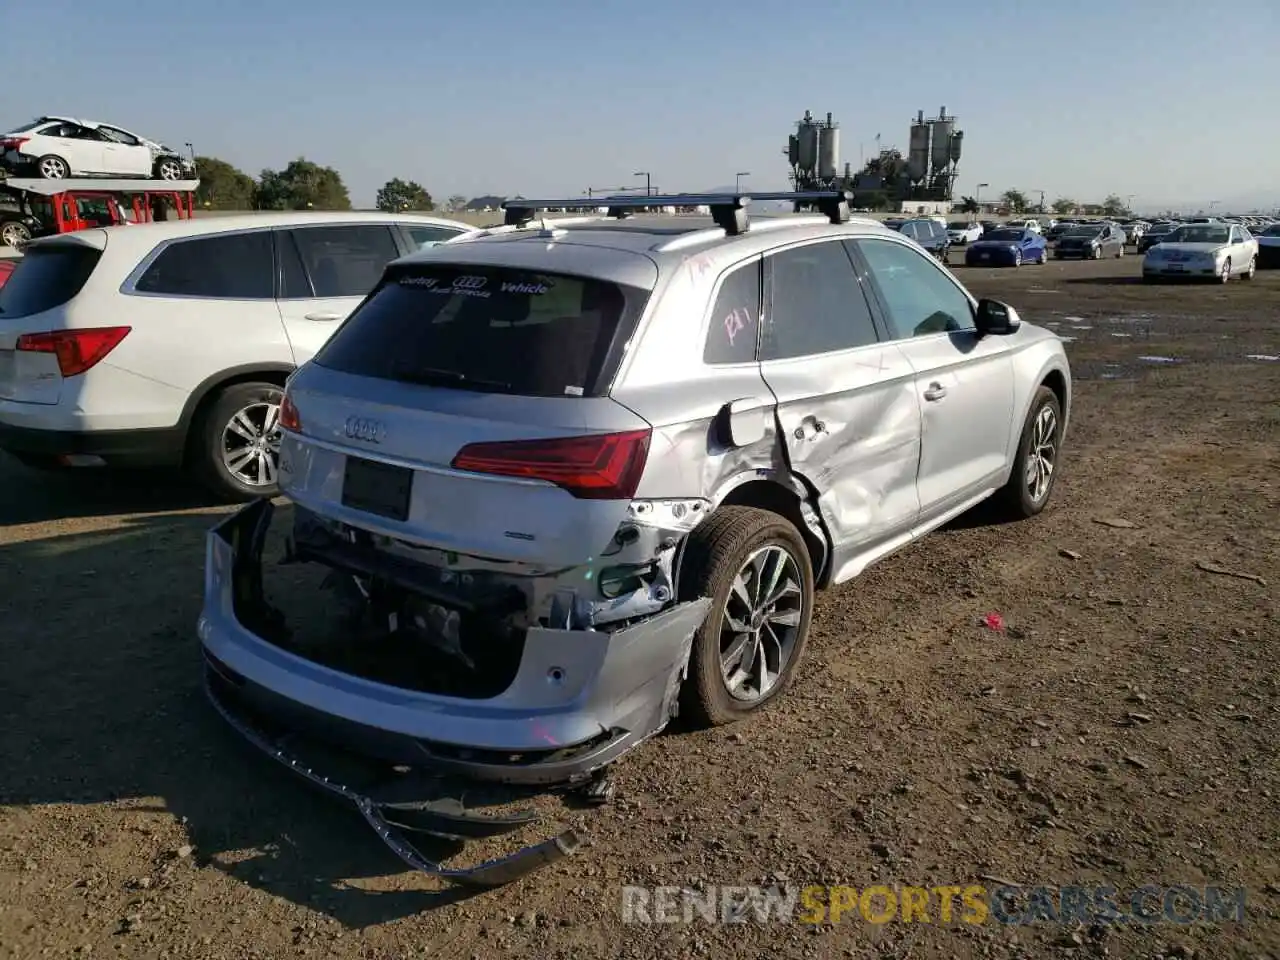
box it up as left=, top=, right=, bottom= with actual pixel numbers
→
left=197, top=499, right=712, bottom=883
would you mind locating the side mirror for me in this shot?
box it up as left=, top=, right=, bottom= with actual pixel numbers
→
left=974, top=299, right=1021, bottom=337
left=714, top=397, right=769, bottom=448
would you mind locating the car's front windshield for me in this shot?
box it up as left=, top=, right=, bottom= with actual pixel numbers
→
left=948, top=222, right=970, bottom=230
left=984, top=230, right=1023, bottom=242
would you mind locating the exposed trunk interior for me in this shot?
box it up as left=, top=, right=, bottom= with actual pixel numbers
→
left=247, top=505, right=530, bottom=700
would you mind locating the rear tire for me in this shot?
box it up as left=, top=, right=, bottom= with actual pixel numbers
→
left=192, top=381, right=284, bottom=502
left=677, top=506, right=815, bottom=728
left=0, top=220, right=31, bottom=251
left=994, top=386, right=1063, bottom=520
left=36, top=155, right=69, bottom=179
left=1242, top=257, right=1256, bottom=280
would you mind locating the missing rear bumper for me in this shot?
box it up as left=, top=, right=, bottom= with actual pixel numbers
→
left=205, top=669, right=583, bottom=887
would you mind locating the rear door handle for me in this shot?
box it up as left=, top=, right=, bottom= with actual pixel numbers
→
left=923, top=382, right=947, bottom=401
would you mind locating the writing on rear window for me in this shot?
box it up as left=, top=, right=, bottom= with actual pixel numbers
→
left=315, top=266, right=648, bottom=398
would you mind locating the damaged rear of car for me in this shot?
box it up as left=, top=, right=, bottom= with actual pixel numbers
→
left=198, top=239, right=736, bottom=884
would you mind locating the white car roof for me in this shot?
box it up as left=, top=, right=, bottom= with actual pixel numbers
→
left=30, top=211, right=479, bottom=253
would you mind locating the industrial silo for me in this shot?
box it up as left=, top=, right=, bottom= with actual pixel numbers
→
left=930, top=106, right=954, bottom=176
left=797, top=112, right=820, bottom=172
left=907, top=110, right=930, bottom=183
left=818, top=112, right=840, bottom=180
left=949, top=129, right=964, bottom=165
left=787, top=134, right=800, bottom=167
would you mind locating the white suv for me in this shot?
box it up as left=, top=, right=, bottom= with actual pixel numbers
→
left=0, top=211, right=478, bottom=499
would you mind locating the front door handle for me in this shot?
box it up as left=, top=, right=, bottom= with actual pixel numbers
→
left=304, top=312, right=343, bottom=322
left=923, top=382, right=947, bottom=401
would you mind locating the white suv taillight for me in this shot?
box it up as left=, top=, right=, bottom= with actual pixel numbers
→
left=15, top=326, right=131, bottom=377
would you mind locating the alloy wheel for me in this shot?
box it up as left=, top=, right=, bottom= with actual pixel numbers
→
left=38, top=156, right=68, bottom=179
left=718, top=545, right=805, bottom=702
left=157, top=159, right=183, bottom=180
left=1025, top=404, right=1058, bottom=503
left=0, top=222, right=30, bottom=249
left=220, top=401, right=282, bottom=488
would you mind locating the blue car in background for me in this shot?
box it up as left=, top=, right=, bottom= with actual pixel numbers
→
left=964, top=227, right=1048, bottom=267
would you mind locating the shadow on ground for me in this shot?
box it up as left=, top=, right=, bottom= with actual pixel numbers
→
left=1061, top=276, right=1147, bottom=286
left=0, top=454, right=219, bottom=526
left=0, top=505, right=490, bottom=926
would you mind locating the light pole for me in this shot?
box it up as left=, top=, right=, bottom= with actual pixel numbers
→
left=976, top=182, right=989, bottom=212
left=1126, top=194, right=1136, bottom=215
left=735, top=171, right=750, bottom=193
left=634, top=171, right=652, bottom=197
left=1029, top=189, right=1045, bottom=213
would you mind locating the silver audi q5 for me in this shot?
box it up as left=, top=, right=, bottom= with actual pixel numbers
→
left=198, top=191, right=1072, bottom=884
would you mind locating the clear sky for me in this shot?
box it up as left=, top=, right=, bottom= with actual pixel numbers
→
left=5, top=0, right=1277, bottom=211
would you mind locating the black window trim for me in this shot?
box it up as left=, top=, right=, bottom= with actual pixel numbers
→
left=394, top=222, right=469, bottom=253
left=758, top=236, right=886, bottom=362
left=846, top=235, right=978, bottom=344
left=120, top=226, right=280, bottom=301
left=700, top=254, right=764, bottom=367
left=275, top=222, right=406, bottom=302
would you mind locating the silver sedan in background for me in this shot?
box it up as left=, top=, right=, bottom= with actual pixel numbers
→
left=1142, top=223, right=1258, bottom=282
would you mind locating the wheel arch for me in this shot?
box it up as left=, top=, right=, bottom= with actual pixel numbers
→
left=178, top=362, right=295, bottom=464
left=704, top=476, right=831, bottom=589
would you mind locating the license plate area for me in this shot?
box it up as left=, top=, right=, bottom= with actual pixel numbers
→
left=341, top=456, right=413, bottom=521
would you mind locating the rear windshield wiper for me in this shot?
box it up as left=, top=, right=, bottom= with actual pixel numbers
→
left=390, top=365, right=514, bottom=392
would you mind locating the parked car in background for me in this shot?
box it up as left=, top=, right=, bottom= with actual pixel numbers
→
left=1, top=116, right=195, bottom=180
left=0, top=211, right=477, bottom=499
left=888, top=217, right=950, bottom=259
left=1137, top=221, right=1181, bottom=253
left=1142, top=223, right=1257, bottom=282
left=1254, top=222, right=1280, bottom=268
left=947, top=221, right=983, bottom=245
left=1120, top=220, right=1148, bottom=245
left=963, top=227, right=1048, bottom=267
left=1046, top=220, right=1076, bottom=241
left=196, top=193, right=1072, bottom=883
left=1054, top=222, right=1127, bottom=259
left=1007, top=219, right=1042, bottom=234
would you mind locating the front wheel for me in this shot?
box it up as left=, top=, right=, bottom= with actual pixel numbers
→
left=994, top=386, right=1063, bottom=520
left=154, top=157, right=184, bottom=180
left=677, top=506, right=815, bottom=727
left=192, top=381, right=285, bottom=501
left=1013, top=250, right=1022, bottom=268
left=1242, top=257, right=1256, bottom=281
left=1219, top=258, right=1232, bottom=283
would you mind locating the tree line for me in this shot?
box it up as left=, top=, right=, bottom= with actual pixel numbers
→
left=192, top=155, right=468, bottom=213
left=957, top=190, right=1133, bottom=218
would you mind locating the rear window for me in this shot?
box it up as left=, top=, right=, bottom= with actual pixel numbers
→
left=0, top=244, right=102, bottom=318
left=313, top=265, right=647, bottom=398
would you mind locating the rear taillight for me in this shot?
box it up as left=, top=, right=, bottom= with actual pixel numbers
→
left=279, top=394, right=302, bottom=433
left=15, top=326, right=130, bottom=377
left=1, top=137, right=29, bottom=150
left=450, top=429, right=651, bottom=500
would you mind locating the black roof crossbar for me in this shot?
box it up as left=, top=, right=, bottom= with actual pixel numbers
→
left=500, top=190, right=853, bottom=236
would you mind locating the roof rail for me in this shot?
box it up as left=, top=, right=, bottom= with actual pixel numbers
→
left=500, top=190, right=852, bottom=237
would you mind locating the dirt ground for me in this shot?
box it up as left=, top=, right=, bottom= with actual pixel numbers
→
left=1, top=253, right=1277, bottom=960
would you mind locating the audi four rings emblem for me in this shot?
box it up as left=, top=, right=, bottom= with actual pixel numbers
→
left=344, top=416, right=385, bottom=443
left=452, top=275, right=487, bottom=290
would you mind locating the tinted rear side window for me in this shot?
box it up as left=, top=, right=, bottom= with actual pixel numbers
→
left=0, top=244, right=102, bottom=318
left=763, top=241, right=878, bottom=360
left=134, top=232, right=274, bottom=298
left=289, top=225, right=400, bottom=298
left=314, top=266, right=647, bottom=398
